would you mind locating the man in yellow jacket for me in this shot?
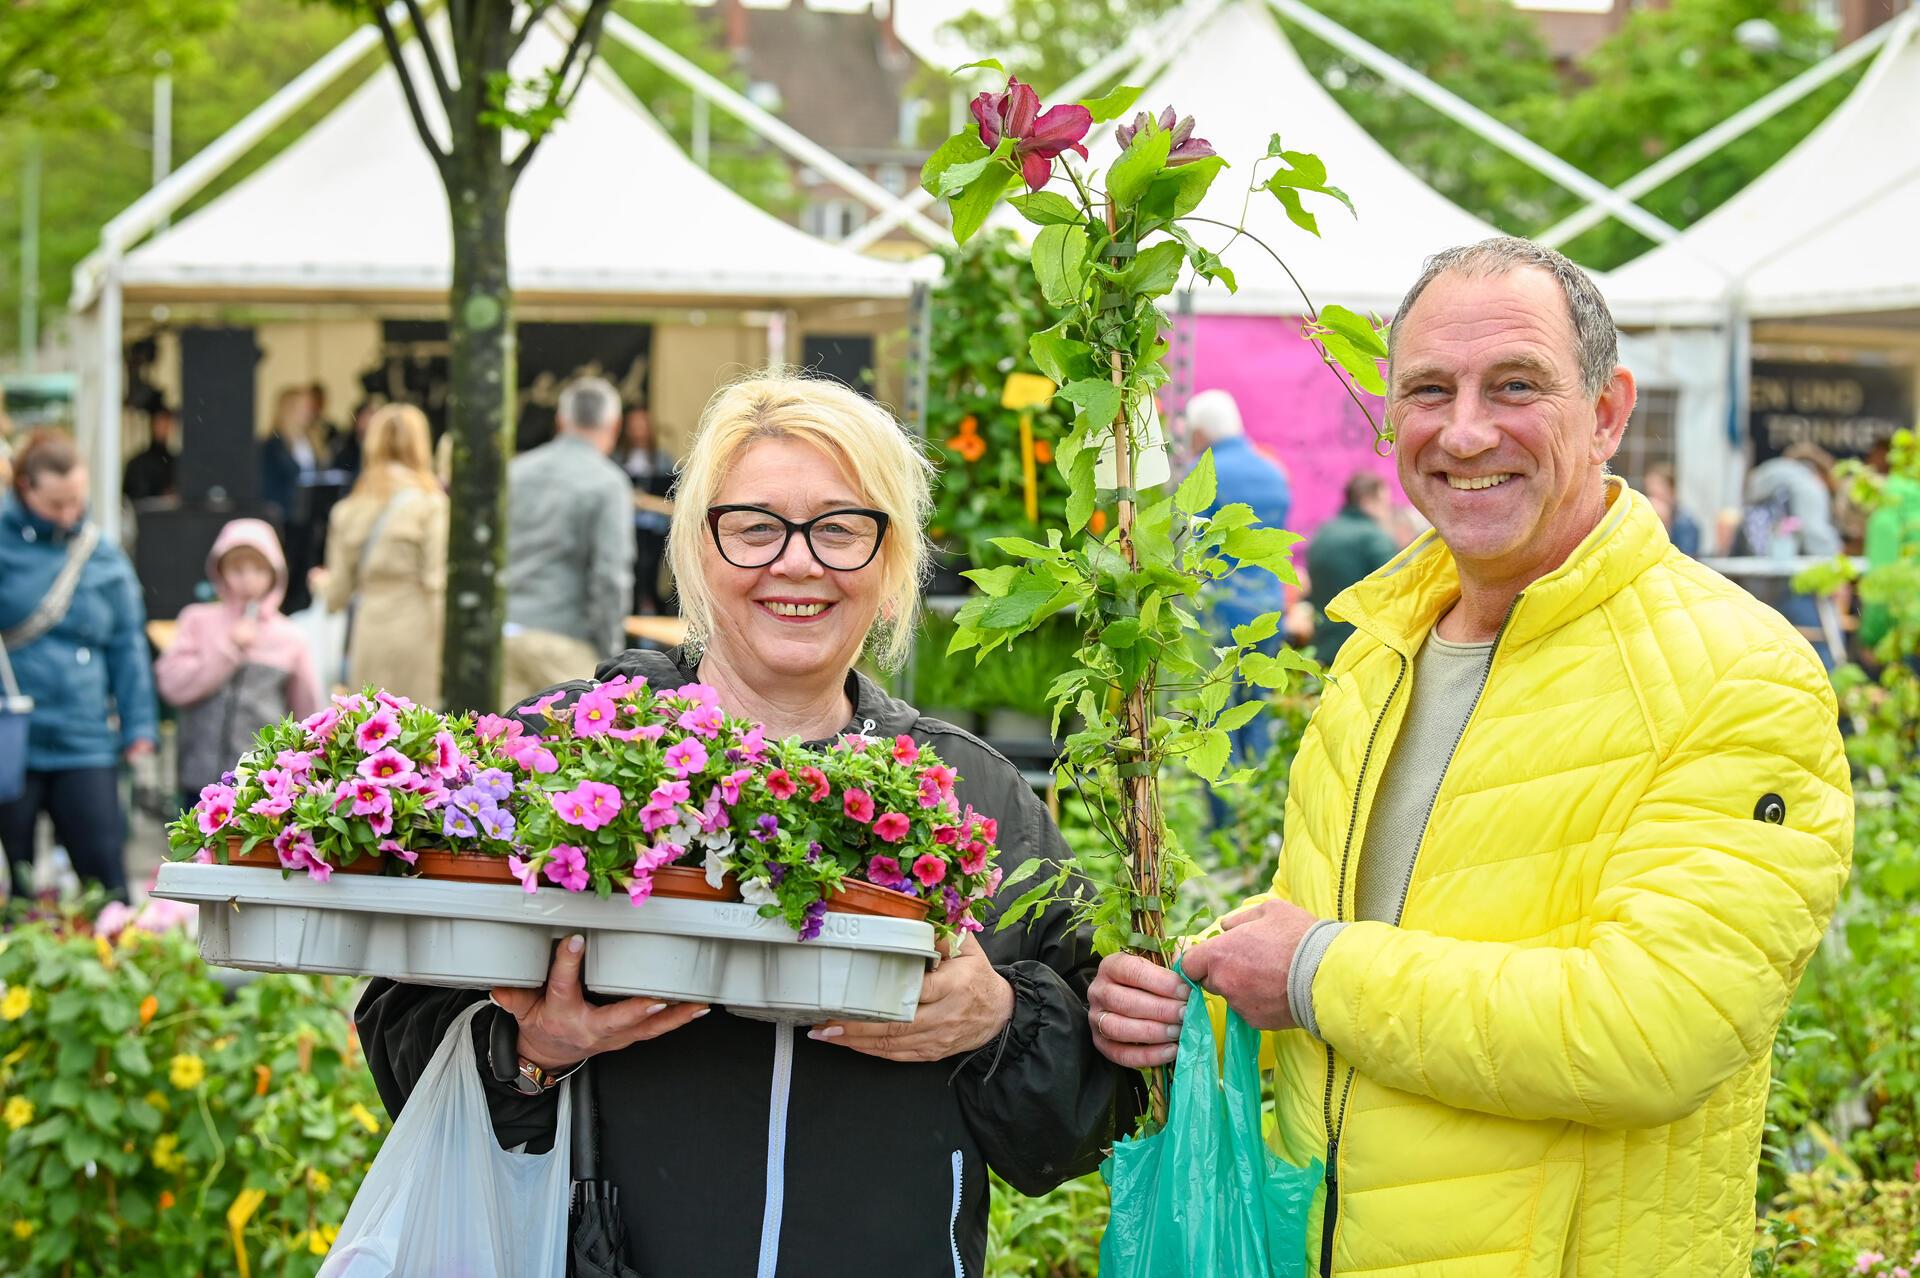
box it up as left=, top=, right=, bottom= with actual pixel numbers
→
left=1090, top=237, right=1853, bottom=1277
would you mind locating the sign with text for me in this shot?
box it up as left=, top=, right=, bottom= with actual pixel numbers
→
left=1749, top=359, right=1912, bottom=465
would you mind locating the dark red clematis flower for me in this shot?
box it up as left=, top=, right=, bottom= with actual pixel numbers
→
left=1115, top=105, right=1217, bottom=167
left=970, top=76, right=1093, bottom=191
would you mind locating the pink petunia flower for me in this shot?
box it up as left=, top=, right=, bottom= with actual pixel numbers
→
left=333, top=693, right=371, bottom=712
left=526, top=689, right=569, bottom=716
left=573, top=687, right=621, bottom=738
left=475, top=714, right=522, bottom=743
left=378, top=838, right=418, bottom=865
left=719, top=769, right=752, bottom=806
left=911, top=854, right=948, bottom=888
left=917, top=777, right=945, bottom=810
left=551, top=783, right=619, bottom=831
left=639, top=780, right=691, bottom=833
left=355, top=709, right=400, bottom=752
left=274, top=827, right=331, bottom=883
left=627, top=870, right=655, bottom=906
left=374, top=690, right=415, bottom=712
left=301, top=707, right=341, bottom=742
left=676, top=682, right=720, bottom=709
left=872, top=812, right=911, bottom=843
left=504, top=735, right=558, bottom=774
left=248, top=793, right=293, bottom=819
left=738, top=725, right=768, bottom=763
left=959, top=843, right=990, bottom=875
left=344, top=779, right=393, bottom=819
left=357, top=748, right=416, bottom=783
left=275, top=749, right=316, bottom=781
left=867, top=855, right=906, bottom=888
left=696, top=788, right=730, bottom=835
left=842, top=788, right=876, bottom=824
left=544, top=845, right=590, bottom=892
left=196, top=785, right=237, bottom=834
left=676, top=705, right=725, bottom=740
left=800, top=767, right=830, bottom=803
left=507, top=854, right=541, bottom=894
left=257, top=767, right=296, bottom=799
left=919, top=763, right=957, bottom=799
left=663, top=738, right=709, bottom=779
left=766, top=770, right=798, bottom=801
left=432, top=730, right=465, bottom=777
left=892, top=735, right=920, bottom=765
left=637, top=840, right=681, bottom=873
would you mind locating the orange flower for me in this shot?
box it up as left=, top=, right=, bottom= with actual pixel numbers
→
left=138, top=995, right=158, bottom=1028
left=1089, top=509, right=1109, bottom=535
left=1033, top=438, right=1054, bottom=464
left=158, top=1191, right=175, bottom=1211
left=946, top=415, right=987, bottom=463
left=255, top=1064, right=272, bottom=1097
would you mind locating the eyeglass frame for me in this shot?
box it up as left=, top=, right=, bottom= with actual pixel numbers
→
left=704, top=504, right=892, bottom=572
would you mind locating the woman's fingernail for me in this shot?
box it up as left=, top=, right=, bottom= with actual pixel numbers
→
left=568, top=935, right=584, bottom=953
left=691, top=1008, right=710, bottom=1018
left=807, top=1026, right=842, bottom=1040
left=647, top=1003, right=669, bottom=1015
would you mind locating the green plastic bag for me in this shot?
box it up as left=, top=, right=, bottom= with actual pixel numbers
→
left=1098, top=963, right=1321, bottom=1278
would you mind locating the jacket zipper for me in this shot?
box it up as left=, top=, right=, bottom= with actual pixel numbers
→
left=1319, top=648, right=1407, bottom=1278
left=949, top=1149, right=966, bottom=1278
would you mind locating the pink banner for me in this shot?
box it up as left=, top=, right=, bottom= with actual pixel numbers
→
left=1176, top=313, right=1401, bottom=536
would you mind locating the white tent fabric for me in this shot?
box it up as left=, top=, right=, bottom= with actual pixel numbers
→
left=120, top=18, right=915, bottom=306
left=1607, top=10, right=1920, bottom=324
left=1110, top=0, right=1500, bottom=317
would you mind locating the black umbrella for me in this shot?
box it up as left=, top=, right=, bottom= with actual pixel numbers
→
left=570, top=1061, right=643, bottom=1278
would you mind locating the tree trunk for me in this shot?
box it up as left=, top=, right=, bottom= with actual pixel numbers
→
left=439, top=7, right=517, bottom=714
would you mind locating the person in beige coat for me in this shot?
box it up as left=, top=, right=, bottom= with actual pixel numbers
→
left=318, top=404, right=447, bottom=707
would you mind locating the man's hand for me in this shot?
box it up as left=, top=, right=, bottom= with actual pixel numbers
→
left=1182, top=899, right=1320, bottom=1031
left=807, top=934, right=1012, bottom=1062
left=490, top=934, right=707, bottom=1069
left=1089, top=952, right=1189, bottom=1069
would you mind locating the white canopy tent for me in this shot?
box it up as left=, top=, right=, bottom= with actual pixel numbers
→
left=70, top=12, right=924, bottom=538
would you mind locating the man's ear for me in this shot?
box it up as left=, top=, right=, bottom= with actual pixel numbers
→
left=1591, top=365, right=1636, bottom=466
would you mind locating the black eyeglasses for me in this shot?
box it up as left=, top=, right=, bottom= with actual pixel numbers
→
left=706, top=505, right=891, bottom=572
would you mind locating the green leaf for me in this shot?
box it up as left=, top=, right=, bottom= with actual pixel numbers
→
left=1186, top=729, right=1231, bottom=781
left=1215, top=700, right=1265, bottom=733
left=1176, top=449, right=1217, bottom=515
left=920, top=130, right=988, bottom=198
left=1079, top=83, right=1144, bottom=122
left=1223, top=526, right=1305, bottom=579
left=952, top=57, right=1004, bottom=75
left=1031, top=223, right=1092, bottom=306
left=1066, top=449, right=1098, bottom=534
left=1263, top=144, right=1355, bottom=238
left=979, top=588, right=1057, bottom=628
left=1058, top=378, right=1122, bottom=432
left=111, top=1037, right=151, bottom=1078
left=1028, top=320, right=1091, bottom=386
left=81, top=1092, right=118, bottom=1133
left=1101, top=618, right=1143, bottom=648
left=1311, top=303, right=1390, bottom=395
left=938, top=136, right=1013, bottom=197
left=1122, top=240, right=1186, bottom=298
left=960, top=565, right=1021, bottom=597
left=949, top=150, right=1018, bottom=245
left=1141, top=154, right=1226, bottom=223
left=1241, top=648, right=1320, bottom=688
left=987, top=535, right=1057, bottom=560
left=1007, top=191, right=1083, bottom=226
left=1107, top=126, right=1172, bottom=209
left=1269, top=186, right=1320, bottom=237
left=1231, top=611, right=1281, bottom=647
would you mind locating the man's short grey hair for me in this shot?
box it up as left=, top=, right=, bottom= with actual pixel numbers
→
left=1185, top=388, right=1244, bottom=445
left=1387, top=236, right=1620, bottom=399
left=557, top=376, right=621, bottom=432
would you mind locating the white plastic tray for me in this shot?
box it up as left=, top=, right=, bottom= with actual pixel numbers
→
left=152, top=862, right=937, bottom=1022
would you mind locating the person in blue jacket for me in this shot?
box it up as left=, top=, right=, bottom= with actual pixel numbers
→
left=0, top=430, right=157, bottom=902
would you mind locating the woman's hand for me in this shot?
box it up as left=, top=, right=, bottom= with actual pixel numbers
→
left=490, top=934, right=708, bottom=1069
left=807, top=934, right=1013, bottom=1063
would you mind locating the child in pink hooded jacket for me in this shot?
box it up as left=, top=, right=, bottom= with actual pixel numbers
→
left=154, top=519, right=323, bottom=806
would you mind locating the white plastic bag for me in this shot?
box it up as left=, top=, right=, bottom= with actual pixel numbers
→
left=320, top=1004, right=573, bottom=1278
left=288, top=597, right=349, bottom=691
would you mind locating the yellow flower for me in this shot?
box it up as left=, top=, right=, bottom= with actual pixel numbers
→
left=93, top=936, right=115, bottom=969
left=10, top=1220, right=32, bottom=1240
left=306, top=1167, right=332, bottom=1195
left=144, top=1090, right=171, bottom=1114
left=307, top=1222, right=339, bottom=1255
left=3, top=1096, right=33, bottom=1131
left=0, top=986, right=30, bottom=1021
left=347, top=1102, right=381, bottom=1134
left=152, top=1132, right=186, bottom=1174
left=168, top=1053, right=206, bottom=1090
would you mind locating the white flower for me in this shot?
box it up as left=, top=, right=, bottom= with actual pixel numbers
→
left=670, top=816, right=702, bottom=848
left=700, top=831, right=733, bottom=852
left=739, top=877, right=778, bottom=907
left=703, top=844, right=729, bottom=889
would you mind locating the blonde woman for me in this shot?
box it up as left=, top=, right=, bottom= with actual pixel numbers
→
left=319, top=404, right=447, bottom=705
left=358, top=372, right=1137, bottom=1277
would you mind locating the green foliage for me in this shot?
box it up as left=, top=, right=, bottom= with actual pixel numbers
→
left=0, top=0, right=232, bottom=126
left=0, top=908, right=383, bottom=1274
left=985, top=1169, right=1106, bottom=1277
left=1751, top=1168, right=1920, bottom=1277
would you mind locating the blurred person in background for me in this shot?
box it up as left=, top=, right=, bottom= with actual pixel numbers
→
left=259, top=385, right=319, bottom=528
left=318, top=405, right=448, bottom=705
left=329, top=398, right=383, bottom=481
left=1744, top=442, right=1843, bottom=667
left=0, top=430, right=157, bottom=903
left=501, top=376, right=634, bottom=706
left=1643, top=462, right=1700, bottom=557
left=122, top=404, right=179, bottom=504
left=1307, top=471, right=1401, bottom=660
left=154, top=519, right=323, bottom=813
left=614, top=404, right=675, bottom=614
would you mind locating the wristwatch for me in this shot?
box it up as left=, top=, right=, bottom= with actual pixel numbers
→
left=486, top=1006, right=585, bottom=1096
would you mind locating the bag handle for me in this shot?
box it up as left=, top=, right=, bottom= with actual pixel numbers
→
left=569, top=1055, right=598, bottom=1180
left=1, top=520, right=100, bottom=652
left=0, top=634, right=25, bottom=707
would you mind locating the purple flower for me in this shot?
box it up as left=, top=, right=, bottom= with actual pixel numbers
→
left=806, top=841, right=822, bottom=863
left=768, top=863, right=786, bottom=887
left=1114, top=105, right=1215, bottom=167
left=799, top=899, right=828, bottom=942
left=753, top=814, right=780, bottom=843
left=471, top=768, right=514, bottom=803
left=971, top=76, right=1093, bottom=191
left=477, top=806, right=516, bottom=841
left=220, top=770, right=239, bottom=786
left=696, top=789, right=730, bottom=835
left=442, top=806, right=479, bottom=840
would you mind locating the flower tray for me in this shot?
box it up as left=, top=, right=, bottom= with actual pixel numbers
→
left=151, top=862, right=938, bottom=1023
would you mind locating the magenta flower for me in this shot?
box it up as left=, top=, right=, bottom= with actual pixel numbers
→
left=917, top=777, right=944, bottom=810
left=800, top=766, right=831, bottom=803
left=696, top=789, right=730, bottom=835
left=544, top=844, right=590, bottom=892
left=378, top=838, right=417, bottom=865
left=274, top=827, right=330, bottom=882
left=640, top=780, right=691, bottom=833
left=891, top=735, right=920, bottom=765
left=301, top=707, right=340, bottom=742
left=676, top=682, right=720, bottom=709
left=842, top=788, right=876, bottom=824
left=663, top=739, right=709, bottom=779
left=971, top=76, right=1091, bottom=191
left=676, top=704, right=724, bottom=740
left=333, top=692, right=370, bottom=712
left=256, top=767, right=295, bottom=799
left=475, top=714, right=521, bottom=743
left=508, top=854, right=541, bottom=894
left=739, top=725, right=768, bottom=763
left=912, top=854, right=949, bottom=888
left=432, top=730, right=465, bottom=777
left=868, top=854, right=905, bottom=888
left=504, top=735, right=558, bottom=774
left=356, top=709, right=399, bottom=752
left=374, top=690, right=415, bottom=712
left=249, top=793, right=293, bottom=819
left=934, top=824, right=961, bottom=846
left=368, top=808, right=394, bottom=837
left=196, top=785, right=236, bottom=834
left=873, top=812, right=911, bottom=843
left=551, top=781, right=621, bottom=832
left=1115, top=105, right=1215, bottom=167
left=609, top=722, right=667, bottom=743
left=627, top=869, right=655, bottom=905
left=275, top=749, right=316, bottom=781
left=573, top=687, right=621, bottom=738
left=344, top=779, right=393, bottom=819
left=718, top=769, right=751, bottom=806
left=526, top=689, right=568, bottom=716
left=959, top=843, right=990, bottom=875
left=919, top=763, right=957, bottom=798
left=357, top=748, right=415, bottom=783
left=766, top=769, right=798, bottom=800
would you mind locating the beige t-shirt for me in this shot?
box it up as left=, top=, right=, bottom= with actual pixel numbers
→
left=1290, top=630, right=1494, bottom=1037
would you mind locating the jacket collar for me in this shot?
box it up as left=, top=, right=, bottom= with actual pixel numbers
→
left=1, top=496, right=84, bottom=546
left=1329, top=477, right=1667, bottom=654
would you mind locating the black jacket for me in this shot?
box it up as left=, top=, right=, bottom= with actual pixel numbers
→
left=356, top=649, right=1141, bottom=1277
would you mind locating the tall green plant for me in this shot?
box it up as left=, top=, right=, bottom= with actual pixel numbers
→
left=922, top=70, right=1386, bottom=1119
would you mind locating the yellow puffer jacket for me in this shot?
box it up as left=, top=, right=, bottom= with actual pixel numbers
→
left=1252, top=480, right=1852, bottom=1277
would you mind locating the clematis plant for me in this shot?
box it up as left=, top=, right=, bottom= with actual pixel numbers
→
left=922, top=69, right=1391, bottom=1121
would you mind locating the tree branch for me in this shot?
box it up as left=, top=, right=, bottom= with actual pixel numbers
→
left=400, top=0, right=457, bottom=112
left=506, top=0, right=613, bottom=183
left=509, top=0, right=559, bottom=53
left=375, top=7, right=450, bottom=175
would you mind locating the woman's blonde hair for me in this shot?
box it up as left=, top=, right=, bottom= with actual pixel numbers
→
left=351, top=404, right=440, bottom=500
left=669, top=371, right=932, bottom=670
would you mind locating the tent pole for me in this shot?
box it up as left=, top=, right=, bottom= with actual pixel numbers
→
left=1263, top=0, right=1680, bottom=245
left=838, top=0, right=1218, bottom=254
left=596, top=8, right=947, bottom=246
left=1540, top=11, right=1914, bottom=248
left=94, top=261, right=124, bottom=548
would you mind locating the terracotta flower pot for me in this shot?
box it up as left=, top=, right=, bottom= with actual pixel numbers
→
left=411, top=849, right=519, bottom=885
left=828, top=878, right=933, bottom=921
left=223, top=835, right=384, bottom=875
left=649, top=865, right=740, bottom=902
